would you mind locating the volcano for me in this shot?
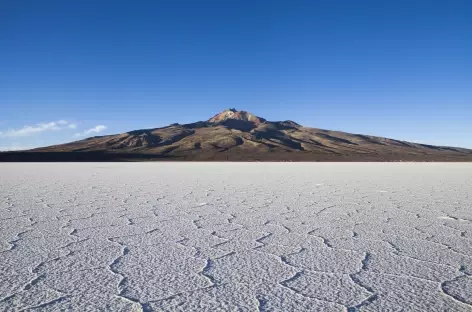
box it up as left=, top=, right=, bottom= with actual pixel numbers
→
left=2, top=109, right=471, bottom=161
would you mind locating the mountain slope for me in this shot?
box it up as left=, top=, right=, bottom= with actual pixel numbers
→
left=5, top=109, right=472, bottom=161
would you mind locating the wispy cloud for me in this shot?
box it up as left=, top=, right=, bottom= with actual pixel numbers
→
left=75, top=125, right=107, bottom=137
left=0, top=120, right=75, bottom=137
left=0, top=144, right=37, bottom=151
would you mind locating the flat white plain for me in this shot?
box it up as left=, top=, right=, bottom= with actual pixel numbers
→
left=0, top=163, right=471, bottom=311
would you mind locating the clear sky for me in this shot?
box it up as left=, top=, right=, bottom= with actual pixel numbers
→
left=1, top=0, right=471, bottom=150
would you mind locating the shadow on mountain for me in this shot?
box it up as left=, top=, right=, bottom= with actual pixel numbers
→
left=252, top=128, right=304, bottom=150
left=219, top=119, right=258, bottom=131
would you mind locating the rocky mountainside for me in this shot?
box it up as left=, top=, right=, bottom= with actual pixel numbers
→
left=3, top=109, right=472, bottom=161
left=208, top=108, right=266, bottom=125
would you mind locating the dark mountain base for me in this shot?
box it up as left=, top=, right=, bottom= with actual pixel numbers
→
left=0, top=152, right=177, bottom=162
left=1, top=151, right=471, bottom=162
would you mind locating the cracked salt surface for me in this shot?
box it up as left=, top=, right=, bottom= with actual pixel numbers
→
left=1, top=163, right=472, bottom=311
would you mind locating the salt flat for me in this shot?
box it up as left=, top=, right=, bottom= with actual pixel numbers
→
left=1, top=163, right=471, bottom=312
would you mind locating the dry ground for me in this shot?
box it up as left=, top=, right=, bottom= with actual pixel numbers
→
left=1, top=163, right=471, bottom=311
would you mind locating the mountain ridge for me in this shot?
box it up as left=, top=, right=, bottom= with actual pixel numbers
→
left=2, top=109, right=471, bottom=162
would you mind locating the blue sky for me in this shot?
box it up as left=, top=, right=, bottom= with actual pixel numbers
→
left=1, top=0, right=471, bottom=150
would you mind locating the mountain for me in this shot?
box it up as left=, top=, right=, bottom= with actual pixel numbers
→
left=2, top=109, right=472, bottom=161
left=209, top=108, right=266, bottom=125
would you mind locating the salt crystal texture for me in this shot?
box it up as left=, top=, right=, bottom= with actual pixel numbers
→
left=1, top=163, right=471, bottom=311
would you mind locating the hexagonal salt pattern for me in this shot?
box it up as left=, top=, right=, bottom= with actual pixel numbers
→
left=0, top=163, right=471, bottom=311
